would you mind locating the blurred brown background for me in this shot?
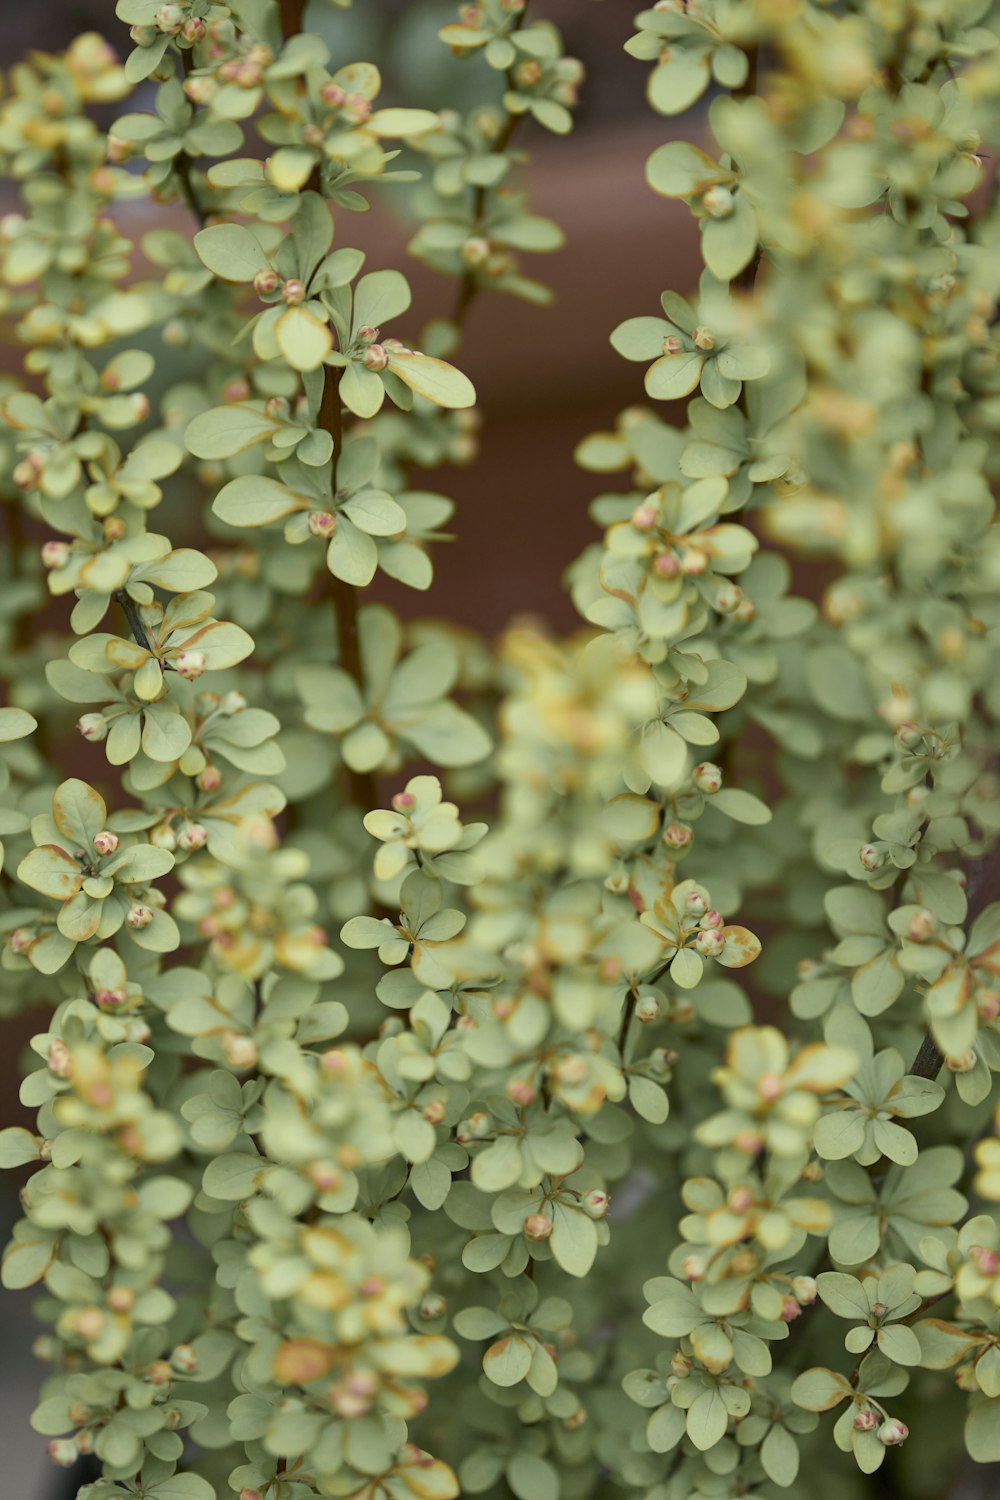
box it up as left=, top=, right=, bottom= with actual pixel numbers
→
left=0, top=3, right=701, bottom=1494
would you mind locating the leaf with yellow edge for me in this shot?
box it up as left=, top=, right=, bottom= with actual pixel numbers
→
left=396, top=1450, right=460, bottom=1500
left=716, top=925, right=762, bottom=968
left=386, top=352, right=475, bottom=409
left=369, top=1334, right=459, bottom=1378
left=368, top=108, right=440, bottom=137
left=51, top=778, right=107, bottom=849
left=267, top=146, right=316, bottom=193
left=0, top=707, right=36, bottom=742
left=276, top=306, right=333, bottom=372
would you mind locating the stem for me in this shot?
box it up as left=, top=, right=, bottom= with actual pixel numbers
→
left=115, top=589, right=156, bottom=656
left=617, top=988, right=637, bottom=1061
left=277, top=0, right=308, bottom=35
left=449, top=9, right=528, bottom=332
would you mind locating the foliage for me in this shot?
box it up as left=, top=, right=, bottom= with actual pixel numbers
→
left=0, top=2, right=999, bottom=1499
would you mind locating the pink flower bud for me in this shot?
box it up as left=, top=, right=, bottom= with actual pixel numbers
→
left=10, top=928, right=33, bottom=954
left=462, top=236, right=491, bottom=268
left=222, top=1032, right=257, bottom=1069
left=662, top=822, right=693, bottom=850
left=127, top=904, right=153, bottom=930
left=859, top=844, right=884, bottom=872
left=182, top=17, right=207, bottom=41
left=507, top=1078, right=536, bottom=1105
left=222, top=378, right=250, bottom=404
left=661, top=334, right=683, bottom=355
left=355, top=325, right=380, bottom=343
left=692, top=325, right=715, bottom=351
left=281, top=279, right=306, bottom=306
left=171, top=1344, right=197, bottom=1373
left=515, top=59, right=543, bottom=87
left=907, top=908, right=936, bottom=942
left=756, top=1072, right=783, bottom=1103
left=523, top=1213, right=552, bottom=1241
left=702, top=185, right=735, bottom=218
left=93, top=830, right=119, bottom=857
left=423, top=1099, right=446, bottom=1125
left=631, top=503, right=659, bottom=531
left=95, top=987, right=128, bottom=1010
left=47, top=1040, right=72, bottom=1078
left=321, top=82, right=346, bottom=107
left=362, top=343, right=389, bottom=371
left=177, top=823, right=208, bottom=852
left=308, top=510, right=337, bottom=537
left=582, top=1189, right=609, bottom=1219
left=878, top=1419, right=908, bottom=1446
left=420, top=1293, right=446, bottom=1319
left=48, top=1440, right=79, bottom=1468
left=77, top=714, right=107, bottom=742
left=653, top=551, right=680, bottom=577
left=346, top=93, right=372, bottom=123
left=41, top=540, right=70, bottom=569
left=693, top=762, right=722, bottom=794
left=174, top=650, right=207, bottom=680
left=694, top=928, right=724, bottom=957
left=854, top=1408, right=879, bottom=1431
left=686, top=890, right=708, bottom=916
left=154, top=3, right=185, bottom=34
left=734, top=1129, right=764, bottom=1154
left=392, top=791, right=417, bottom=811
left=896, top=722, right=923, bottom=750
left=945, top=1049, right=977, bottom=1073
left=150, top=823, right=176, bottom=851
left=197, top=765, right=223, bottom=792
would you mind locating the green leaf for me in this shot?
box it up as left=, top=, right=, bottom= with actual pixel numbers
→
left=276, top=306, right=333, bottom=371
left=0, top=707, right=37, bottom=742
left=506, top=1451, right=559, bottom=1500
left=185, top=405, right=278, bottom=459
left=790, top=1367, right=850, bottom=1412
left=193, top=223, right=269, bottom=282
left=202, top=1153, right=264, bottom=1200
left=646, top=350, right=705, bottom=401
left=646, top=140, right=721, bottom=197
left=0, top=1127, right=39, bottom=1168
left=352, top=269, right=412, bottom=334
left=761, top=1422, right=800, bottom=1487
left=550, top=1202, right=598, bottom=1277
left=965, top=1398, right=1000, bottom=1462
left=701, top=195, right=758, bottom=281
left=213, top=475, right=304, bottom=527
left=711, top=787, right=771, bottom=824
left=482, top=1334, right=532, bottom=1387
left=686, top=1386, right=728, bottom=1450
left=52, top=778, right=106, bottom=848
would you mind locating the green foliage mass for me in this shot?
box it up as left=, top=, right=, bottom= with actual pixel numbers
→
left=0, top=2, right=999, bottom=1499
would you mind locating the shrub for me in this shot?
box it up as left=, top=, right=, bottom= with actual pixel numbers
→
left=1, top=2, right=1000, bottom=1499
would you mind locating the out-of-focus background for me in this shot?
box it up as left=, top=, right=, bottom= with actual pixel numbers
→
left=0, top=2, right=702, bottom=1495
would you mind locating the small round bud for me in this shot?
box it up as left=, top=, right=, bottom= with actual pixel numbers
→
left=147, top=1360, right=173, bottom=1386
left=582, top=1189, right=609, bottom=1219
left=854, top=1408, right=879, bottom=1431
left=685, top=890, right=708, bottom=917
left=907, top=908, right=936, bottom=942
left=222, top=378, right=251, bottom=405
left=95, top=986, right=129, bottom=1011
left=515, top=59, right=543, bottom=87
left=321, top=81, right=346, bottom=107
left=694, top=927, right=724, bottom=957
left=392, top=790, right=417, bottom=812
left=634, top=994, right=660, bottom=1024
left=10, top=928, right=33, bottom=954
left=692, top=325, right=715, bottom=351
left=197, top=764, right=223, bottom=793
left=93, top=830, right=119, bottom=857
left=662, top=821, right=693, bottom=850
left=734, top=1129, right=765, bottom=1154
left=692, top=762, right=722, bottom=795
left=523, top=1214, right=552, bottom=1241
left=171, top=1344, right=198, bottom=1374
left=48, top=1440, right=79, bottom=1469
left=507, top=1078, right=536, bottom=1106
left=222, top=1032, right=258, bottom=1069
left=661, top=334, right=683, bottom=355
left=42, top=540, right=71, bottom=569
left=461, top=236, right=491, bottom=268
left=682, top=1254, right=707, bottom=1282
left=702, top=184, right=735, bottom=218
left=878, top=1419, right=908, bottom=1446
left=422, top=1099, right=446, bottom=1126
left=945, top=1049, right=977, bottom=1073
left=220, top=690, right=247, bottom=714
left=631, top=503, right=659, bottom=532
left=859, top=844, right=884, bottom=872
left=346, top=93, right=372, bottom=123
left=419, top=1293, right=446, bottom=1319
left=177, top=823, right=208, bottom=852
left=756, top=1072, right=783, bottom=1103
left=77, top=713, right=107, bottom=742
left=780, top=1296, right=802, bottom=1321
left=150, top=823, right=177, bottom=851
left=362, top=343, right=389, bottom=371
left=174, top=650, right=207, bottom=680
left=47, top=1040, right=73, bottom=1078
left=652, top=551, right=680, bottom=578
left=182, top=17, right=207, bottom=41
left=154, top=3, right=185, bottom=34
left=107, top=1286, right=135, bottom=1313
left=700, top=909, right=724, bottom=931
left=127, top=904, right=154, bottom=930
left=896, top=722, right=923, bottom=750
left=13, top=460, right=39, bottom=490
left=281, top=279, right=306, bottom=306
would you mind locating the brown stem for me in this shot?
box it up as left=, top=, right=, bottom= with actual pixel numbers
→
left=277, top=0, right=308, bottom=36
left=449, top=11, right=528, bottom=332
left=115, top=588, right=156, bottom=656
